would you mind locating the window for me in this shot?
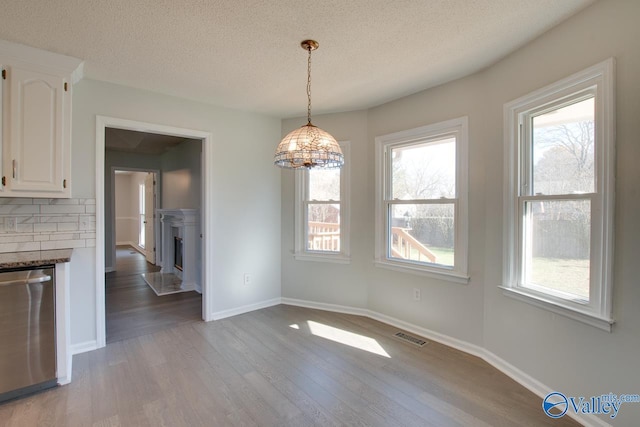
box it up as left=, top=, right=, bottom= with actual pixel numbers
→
left=503, top=59, right=615, bottom=330
left=375, top=117, right=469, bottom=283
left=294, top=141, right=350, bottom=263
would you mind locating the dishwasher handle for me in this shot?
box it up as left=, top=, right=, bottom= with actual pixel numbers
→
left=0, top=274, right=52, bottom=287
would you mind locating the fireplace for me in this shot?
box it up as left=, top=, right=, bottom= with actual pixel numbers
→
left=174, top=236, right=183, bottom=271
left=157, top=209, right=200, bottom=291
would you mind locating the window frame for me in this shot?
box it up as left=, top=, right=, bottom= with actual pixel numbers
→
left=375, top=117, right=469, bottom=284
left=294, top=141, right=351, bottom=264
left=502, top=58, right=615, bottom=331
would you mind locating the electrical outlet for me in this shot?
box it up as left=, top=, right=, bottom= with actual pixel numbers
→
left=5, top=217, right=17, bottom=232
left=243, top=273, right=252, bottom=286
left=413, top=288, right=421, bottom=301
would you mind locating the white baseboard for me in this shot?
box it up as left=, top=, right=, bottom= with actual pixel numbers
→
left=57, top=375, right=71, bottom=385
left=281, top=297, right=610, bottom=427
left=211, top=298, right=281, bottom=321
left=70, top=340, right=98, bottom=355
left=281, top=297, right=370, bottom=317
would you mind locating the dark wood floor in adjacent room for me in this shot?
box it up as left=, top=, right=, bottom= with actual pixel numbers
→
left=105, top=245, right=202, bottom=343
left=0, top=304, right=580, bottom=426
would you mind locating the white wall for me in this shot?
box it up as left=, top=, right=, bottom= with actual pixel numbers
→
left=71, top=79, right=281, bottom=346
left=281, top=0, right=640, bottom=424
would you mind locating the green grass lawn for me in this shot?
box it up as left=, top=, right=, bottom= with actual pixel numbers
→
left=406, top=246, right=454, bottom=266
left=531, top=257, right=589, bottom=299
left=406, top=246, right=588, bottom=300
left=429, top=247, right=454, bottom=266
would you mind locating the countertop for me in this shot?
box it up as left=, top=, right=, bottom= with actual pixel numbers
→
left=0, top=249, right=73, bottom=269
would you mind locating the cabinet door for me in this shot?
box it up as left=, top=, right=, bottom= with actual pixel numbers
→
left=8, top=66, right=67, bottom=194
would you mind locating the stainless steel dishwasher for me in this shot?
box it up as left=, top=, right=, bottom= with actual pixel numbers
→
left=0, top=266, right=57, bottom=403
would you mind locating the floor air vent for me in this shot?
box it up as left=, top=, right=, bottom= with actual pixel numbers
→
left=394, top=332, right=428, bottom=347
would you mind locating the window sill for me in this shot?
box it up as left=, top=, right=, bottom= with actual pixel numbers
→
left=294, top=252, right=351, bottom=265
left=374, top=259, right=469, bottom=284
left=499, top=286, right=614, bottom=332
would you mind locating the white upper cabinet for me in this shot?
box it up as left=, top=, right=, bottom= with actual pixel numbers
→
left=0, top=40, right=83, bottom=198
left=8, top=66, right=67, bottom=194
left=0, top=63, right=4, bottom=195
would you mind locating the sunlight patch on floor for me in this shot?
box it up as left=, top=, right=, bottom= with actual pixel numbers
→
left=289, top=323, right=300, bottom=329
left=307, top=320, right=390, bottom=358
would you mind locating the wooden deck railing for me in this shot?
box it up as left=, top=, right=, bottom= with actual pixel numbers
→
left=307, top=222, right=435, bottom=262
left=391, top=227, right=437, bottom=263
left=308, top=221, right=340, bottom=251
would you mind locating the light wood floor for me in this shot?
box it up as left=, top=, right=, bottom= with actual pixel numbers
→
left=0, top=304, right=581, bottom=426
left=106, top=245, right=202, bottom=343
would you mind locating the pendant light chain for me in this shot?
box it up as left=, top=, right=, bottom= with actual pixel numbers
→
left=307, top=44, right=312, bottom=124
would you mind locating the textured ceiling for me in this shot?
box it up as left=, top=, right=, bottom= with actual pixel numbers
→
left=0, top=0, right=593, bottom=118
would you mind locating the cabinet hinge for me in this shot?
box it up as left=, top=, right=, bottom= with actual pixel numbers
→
left=63, top=179, right=67, bottom=188
left=1, top=177, right=5, bottom=186
left=64, top=82, right=68, bottom=91
left=1, top=69, right=5, bottom=80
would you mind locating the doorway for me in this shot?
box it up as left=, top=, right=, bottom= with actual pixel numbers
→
left=112, top=169, right=159, bottom=267
left=96, top=116, right=213, bottom=349
left=105, top=167, right=202, bottom=344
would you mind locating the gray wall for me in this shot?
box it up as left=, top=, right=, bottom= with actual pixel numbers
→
left=281, top=110, right=372, bottom=310
left=161, top=139, right=202, bottom=209
left=281, top=0, right=640, bottom=424
left=71, top=79, right=282, bottom=347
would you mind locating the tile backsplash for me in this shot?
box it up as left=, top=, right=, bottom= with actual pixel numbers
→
left=0, top=198, right=96, bottom=253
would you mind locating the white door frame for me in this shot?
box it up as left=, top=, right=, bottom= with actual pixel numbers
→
left=110, top=168, right=160, bottom=268
left=96, top=116, right=213, bottom=349
left=142, top=171, right=157, bottom=264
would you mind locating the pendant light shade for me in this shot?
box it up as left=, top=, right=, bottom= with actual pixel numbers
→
left=274, top=123, right=343, bottom=169
left=274, top=40, right=344, bottom=169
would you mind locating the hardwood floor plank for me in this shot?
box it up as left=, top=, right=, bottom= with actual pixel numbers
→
left=234, top=310, right=442, bottom=427
left=283, top=306, right=534, bottom=426
left=213, top=319, right=343, bottom=427
left=1, top=304, right=582, bottom=427
left=243, top=371, right=303, bottom=420
left=325, top=311, right=544, bottom=426
left=92, top=414, right=120, bottom=427
left=106, top=245, right=201, bottom=344
left=260, top=305, right=580, bottom=427
left=190, top=324, right=297, bottom=427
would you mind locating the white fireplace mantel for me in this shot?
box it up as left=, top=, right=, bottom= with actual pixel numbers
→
left=157, top=209, right=200, bottom=291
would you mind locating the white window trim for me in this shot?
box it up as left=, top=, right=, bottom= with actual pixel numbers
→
left=502, top=58, right=615, bottom=331
left=294, top=141, right=351, bottom=264
left=374, top=117, right=469, bottom=284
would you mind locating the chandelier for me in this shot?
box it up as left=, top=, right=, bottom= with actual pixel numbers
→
left=274, top=40, right=344, bottom=169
